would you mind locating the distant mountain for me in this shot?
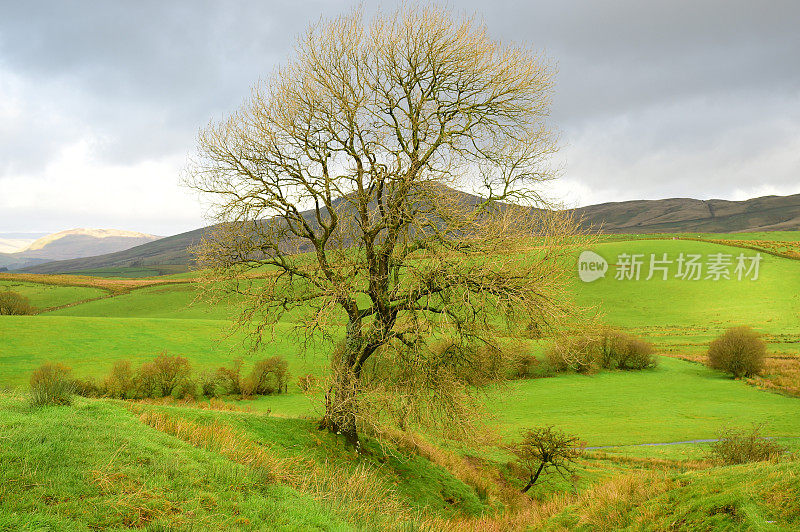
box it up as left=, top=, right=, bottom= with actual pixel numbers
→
left=573, top=194, right=800, bottom=234
left=18, top=227, right=203, bottom=274
left=17, top=193, right=800, bottom=275
left=0, top=232, right=48, bottom=254
left=0, top=228, right=161, bottom=271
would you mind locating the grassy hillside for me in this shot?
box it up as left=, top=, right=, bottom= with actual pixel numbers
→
left=0, top=280, right=106, bottom=310
left=2, top=393, right=797, bottom=530
left=2, top=233, right=799, bottom=529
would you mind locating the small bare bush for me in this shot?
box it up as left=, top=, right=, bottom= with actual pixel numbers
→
left=198, top=371, right=219, bottom=397
left=297, top=374, right=316, bottom=392
left=708, top=425, right=786, bottom=465
left=512, top=426, right=584, bottom=493
left=546, top=335, right=598, bottom=374
left=616, top=337, right=657, bottom=370
left=104, top=359, right=136, bottom=399
left=137, top=353, right=192, bottom=398
left=213, top=358, right=243, bottom=396
left=72, top=377, right=101, bottom=397
left=510, top=352, right=542, bottom=379
left=242, top=356, right=289, bottom=396
left=0, top=290, right=35, bottom=315
left=30, top=362, right=75, bottom=406
left=547, top=328, right=656, bottom=373
left=707, top=326, right=766, bottom=378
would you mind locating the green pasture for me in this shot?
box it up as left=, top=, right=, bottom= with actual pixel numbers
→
left=1, top=234, right=798, bottom=451
left=0, top=280, right=107, bottom=310
left=574, top=239, right=800, bottom=355
left=0, top=316, right=330, bottom=389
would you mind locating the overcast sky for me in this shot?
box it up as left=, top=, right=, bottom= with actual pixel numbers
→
left=1, top=0, right=798, bottom=235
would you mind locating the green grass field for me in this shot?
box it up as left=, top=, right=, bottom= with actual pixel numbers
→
left=1, top=232, right=799, bottom=529
left=0, top=280, right=107, bottom=310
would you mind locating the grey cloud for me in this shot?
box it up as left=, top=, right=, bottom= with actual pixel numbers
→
left=0, top=0, right=798, bottom=233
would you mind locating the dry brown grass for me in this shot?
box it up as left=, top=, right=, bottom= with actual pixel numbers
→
left=425, top=471, right=672, bottom=531
left=0, top=272, right=191, bottom=296
left=748, top=354, right=800, bottom=396
left=131, top=396, right=249, bottom=412
left=133, top=408, right=413, bottom=527
left=391, top=430, right=526, bottom=511
left=682, top=237, right=800, bottom=262
left=88, top=444, right=183, bottom=528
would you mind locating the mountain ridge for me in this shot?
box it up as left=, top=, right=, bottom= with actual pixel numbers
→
left=0, top=228, right=162, bottom=271
left=16, top=192, right=800, bottom=275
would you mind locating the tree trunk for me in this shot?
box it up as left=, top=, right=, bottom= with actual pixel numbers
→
left=521, top=462, right=545, bottom=493
left=319, top=334, right=363, bottom=452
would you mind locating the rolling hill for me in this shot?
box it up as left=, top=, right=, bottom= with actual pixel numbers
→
left=575, top=193, right=800, bottom=233
left=18, top=192, right=800, bottom=275
left=1, top=228, right=161, bottom=271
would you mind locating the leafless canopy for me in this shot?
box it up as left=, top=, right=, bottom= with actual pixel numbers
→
left=186, top=6, right=582, bottom=448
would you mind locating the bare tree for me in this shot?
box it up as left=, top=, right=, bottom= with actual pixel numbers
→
left=186, top=6, right=582, bottom=450
left=512, top=426, right=584, bottom=493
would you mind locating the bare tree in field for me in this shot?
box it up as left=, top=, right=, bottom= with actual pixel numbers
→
left=187, top=6, right=582, bottom=450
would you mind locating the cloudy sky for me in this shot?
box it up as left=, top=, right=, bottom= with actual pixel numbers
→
left=1, top=0, right=798, bottom=235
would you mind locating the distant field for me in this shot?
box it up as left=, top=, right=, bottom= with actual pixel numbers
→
left=0, top=280, right=106, bottom=309
left=0, top=316, right=330, bottom=390
left=66, top=264, right=190, bottom=278
left=1, top=233, right=798, bottom=450
left=574, top=238, right=800, bottom=356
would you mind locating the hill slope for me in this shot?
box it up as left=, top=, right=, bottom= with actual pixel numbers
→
left=1, top=229, right=161, bottom=271
left=19, top=193, right=800, bottom=274
left=574, top=193, right=800, bottom=233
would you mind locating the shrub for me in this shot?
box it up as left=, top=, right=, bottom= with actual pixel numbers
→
left=137, top=353, right=192, bottom=398
left=0, top=290, right=35, bottom=315
left=510, top=352, right=542, bottom=379
left=707, top=326, right=766, bottom=378
left=547, top=328, right=657, bottom=373
left=72, top=377, right=101, bottom=397
left=708, top=425, right=786, bottom=465
left=174, top=376, right=198, bottom=400
left=104, top=359, right=136, bottom=399
left=198, top=371, right=220, bottom=397
left=30, top=362, right=75, bottom=406
left=242, top=356, right=289, bottom=396
left=616, top=337, right=657, bottom=370
left=546, top=335, right=598, bottom=374
left=297, top=374, right=316, bottom=392
left=214, top=358, right=243, bottom=396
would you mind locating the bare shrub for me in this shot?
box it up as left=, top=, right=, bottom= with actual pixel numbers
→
left=242, top=356, right=289, bottom=396
left=616, top=337, right=657, bottom=370
left=198, top=371, right=220, bottom=398
left=511, top=426, right=584, bottom=493
left=297, top=374, right=317, bottom=392
left=707, top=326, right=766, bottom=378
left=708, top=425, right=786, bottom=465
left=213, top=358, right=243, bottom=396
left=547, top=328, right=657, bottom=373
left=546, top=335, right=598, bottom=374
left=72, top=377, right=101, bottom=397
left=510, top=352, right=542, bottom=379
left=137, top=353, right=191, bottom=398
left=104, top=359, right=136, bottom=399
left=0, top=290, right=35, bottom=315
left=30, top=362, right=75, bottom=406
left=174, top=376, right=198, bottom=400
